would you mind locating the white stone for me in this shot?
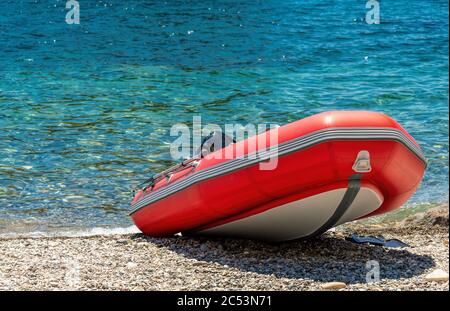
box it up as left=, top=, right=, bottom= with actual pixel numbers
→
left=126, top=262, right=138, bottom=269
left=424, top=269, right=449, bottom=282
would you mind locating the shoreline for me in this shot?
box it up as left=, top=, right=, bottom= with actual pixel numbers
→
left=1, top=201, right=447, bottom=239
left=0, top=205, right=448, bottom=291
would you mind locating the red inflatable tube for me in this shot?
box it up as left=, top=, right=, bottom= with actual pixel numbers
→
left=130, top=111, right=426, bottom=242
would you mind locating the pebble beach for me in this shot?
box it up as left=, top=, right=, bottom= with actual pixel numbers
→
left=0, top=205, right=448, bottom=291
left=0, top=0, right=447, bottom=294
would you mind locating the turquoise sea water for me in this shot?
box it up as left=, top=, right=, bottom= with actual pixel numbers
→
left=0, top=0, right=448, bottom=233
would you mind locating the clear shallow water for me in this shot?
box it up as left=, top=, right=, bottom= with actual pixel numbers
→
left=0, top=0, right=448, bottom=234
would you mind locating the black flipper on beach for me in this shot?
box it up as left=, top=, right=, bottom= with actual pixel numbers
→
left=345, top=234, right=410, bottom=248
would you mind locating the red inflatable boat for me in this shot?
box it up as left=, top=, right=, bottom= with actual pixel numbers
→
left=130, top=111, right=426, bottom=242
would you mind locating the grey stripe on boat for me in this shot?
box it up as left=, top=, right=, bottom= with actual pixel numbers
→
left=130, top=127, right=426, bottom=214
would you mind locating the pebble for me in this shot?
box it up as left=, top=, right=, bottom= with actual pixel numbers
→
left=0, top=210, right=448, bottom=290
left=424, top=269, right=449, bottom=282
left=126, top=262, right=138, bottom=269
left=321, top=282, right=347, bottom=290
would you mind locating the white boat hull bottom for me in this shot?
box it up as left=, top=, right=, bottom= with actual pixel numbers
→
left=197, top=187, right=383, bottom=242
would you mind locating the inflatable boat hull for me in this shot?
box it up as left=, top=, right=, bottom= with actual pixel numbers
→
left=130, top=111, right=426, bottom=242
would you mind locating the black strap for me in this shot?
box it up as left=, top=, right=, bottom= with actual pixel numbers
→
left=300, top=174, right=361, bottom=240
